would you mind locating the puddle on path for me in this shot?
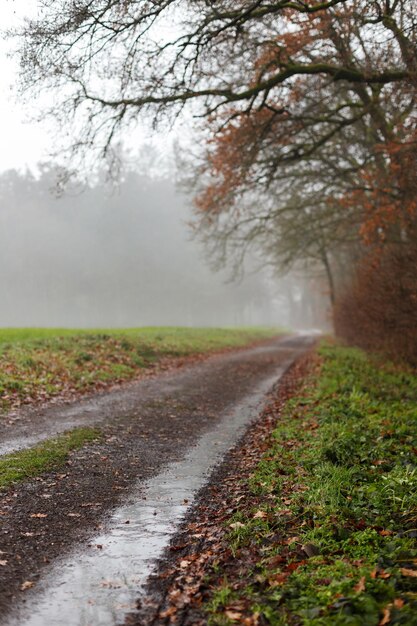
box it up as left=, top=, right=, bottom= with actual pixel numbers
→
left=3, top=350, right=306, bottom=626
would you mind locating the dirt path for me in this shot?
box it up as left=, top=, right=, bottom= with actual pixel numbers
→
left=125, top=354, right=312, bottom=626
left=0, top=334, right=314, bottom=625
left=0, top=335, right=299, bottom=456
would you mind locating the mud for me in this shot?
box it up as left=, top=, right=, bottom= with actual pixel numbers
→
left=124, top=352, right=313, bottom=626
left=0, top=337, right=302, bottom=456
left=0, top=334, right=314, bottom=624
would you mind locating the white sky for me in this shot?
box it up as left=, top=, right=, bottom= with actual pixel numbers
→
left=0, top=1, right=181, bottom=174
left=0, top=1, right=51, bottom=171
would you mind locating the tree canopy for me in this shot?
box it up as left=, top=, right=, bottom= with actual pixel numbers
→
left=15, top=0, right=417, bottom=357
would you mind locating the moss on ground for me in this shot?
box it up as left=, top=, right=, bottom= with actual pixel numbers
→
left=208, top=344, right=417, bottom=625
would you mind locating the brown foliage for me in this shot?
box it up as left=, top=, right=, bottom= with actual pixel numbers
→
left=334, top=242, right=417, bottom=365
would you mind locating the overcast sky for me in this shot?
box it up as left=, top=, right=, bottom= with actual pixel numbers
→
left=0, top=1, right=178, bottom=174
left=0, top=1, right=47, bottom=170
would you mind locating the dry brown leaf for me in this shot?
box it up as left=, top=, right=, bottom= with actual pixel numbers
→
left=353, top=576, right=366, bottom=593
left=21, top=581, right=35, bottom=591
left=393, top=598, right=404, bottom=609
left=0, top=560, right=8, bottom=566
left=230, top=522, right=245, bottom=530
left=179, top=560, right=190, bottom=568
left=379, top=606, right=391, bottom=626
left=302, top=543, right=320, bottom=558
left=253, top=510, right=267, bottom=519
left=268, top=573, right=288, bottom=585
left=400, top=567, right=417, bottom=577
left=225, top=610, right=243, bottom=621
left=30, top=513, right=47, bottom=518
left=159, top=606, right=177, bottom=619
left=284, top=536, right=300, bottom=545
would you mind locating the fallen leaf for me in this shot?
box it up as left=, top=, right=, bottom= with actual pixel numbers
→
left=302, top=543, right=320, bottom=558
left=159, top=606, right=177, bottom=619
left=268, top=573, right=288, bottom=585
left=379, top=529, right=393, bottom=536
left=0, top=561, right=8, bottom=566
left=400, top=567, right=417, bottom=577
left=67, top=513, right=81, bottom=518
left=284, top=536, right=300, bottom=545
left=253, top=511, right=267, bottom=519
left=21, top=581, right=35, bottom=591
left=30, top=513, right=47, bottom=519
left=379, top=606, right=391, bottom=625
left=179, top=560, right=190, bottom=568
left=353, top=576, right=366, bottom=593
left=393, top=598, right=404, bottom=609
left=268, top=555, right=286, bottom=567
left=225, top=610, right=242, bottom=621
left=230, top=522, right=245, bottom=530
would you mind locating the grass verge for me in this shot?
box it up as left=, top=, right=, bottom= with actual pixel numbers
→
left=0, top=428, right=100, bottom=490
left=207, top=344, right=417, bottom=625
left=0, top=327, right=280, bottom=412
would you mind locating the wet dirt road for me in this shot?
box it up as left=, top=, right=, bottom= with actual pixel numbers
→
left=0, top=333, right=315, bottom=626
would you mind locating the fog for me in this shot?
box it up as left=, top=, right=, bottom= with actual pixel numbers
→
left=0, top=166, right=327, bottom=329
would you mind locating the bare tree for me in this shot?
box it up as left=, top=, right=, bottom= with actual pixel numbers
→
left=14, top=1, right=417, bottom=308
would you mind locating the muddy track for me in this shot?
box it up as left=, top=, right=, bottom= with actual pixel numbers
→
left=124, top=354, right=313, bottom=626
left=0, top=334, right=314, bottom=625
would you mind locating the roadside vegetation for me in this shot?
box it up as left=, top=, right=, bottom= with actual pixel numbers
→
left=0, top=327, right=279, bottom=412
left=207, top=344, right=417, bottom=625
left=0, top=427, right=100, bottom=491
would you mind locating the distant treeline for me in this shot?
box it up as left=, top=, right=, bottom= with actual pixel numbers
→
left=0, top=166, right=288, bottom=328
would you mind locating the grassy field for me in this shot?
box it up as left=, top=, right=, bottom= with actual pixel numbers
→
left=0, top=327, right=280, bottom=412
left=208, top=344, right=417, bottom=625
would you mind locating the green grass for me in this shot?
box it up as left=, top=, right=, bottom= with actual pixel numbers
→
left=207, top=344, right=417, bottom=625
left=0, top=427, right=100, bottom=490
left=0, top=327, right=280, bottom=412
left=0, top=327, right=279, bottom=348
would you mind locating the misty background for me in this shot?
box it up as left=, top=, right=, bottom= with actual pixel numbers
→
left=0, top=3, right=331, bottom=331
left=0, top=165, right=327, bottom=329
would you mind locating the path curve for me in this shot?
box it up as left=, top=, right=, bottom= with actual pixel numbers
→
left=0, top=333, right=315, bottom=625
